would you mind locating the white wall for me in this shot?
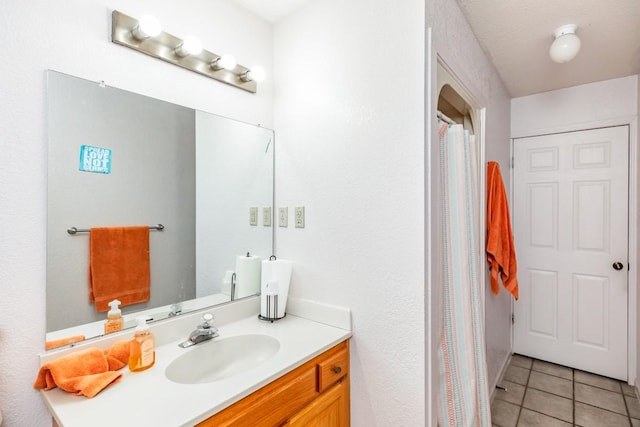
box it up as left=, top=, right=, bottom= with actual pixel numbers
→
left=0, top=1, right=273, bottom=425
left=274, top=0, right=511, bottom=424
left=273, top=1, right=426, bottom=424
left=512, top=76, right=638, bottom=137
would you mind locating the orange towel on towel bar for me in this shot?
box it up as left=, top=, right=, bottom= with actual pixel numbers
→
left=486, top=161, right=519, bottom=300
left=89, top=226, right=150, bottom=312
left=33, top=341, right=130, bottom=398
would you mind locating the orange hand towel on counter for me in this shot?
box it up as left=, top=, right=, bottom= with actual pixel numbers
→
left=89, top=226, right=150, bottom=312
left=34, top=341, right=130, bottom=398
left=486, top=161, right=519, bottom=300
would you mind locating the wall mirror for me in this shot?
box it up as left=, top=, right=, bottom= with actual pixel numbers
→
left=46, top=70, right=274, bottom=348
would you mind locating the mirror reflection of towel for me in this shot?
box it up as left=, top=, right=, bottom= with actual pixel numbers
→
left=89, top=226, right=150, bottom=312
left=45, top=335, right=86, bottom=350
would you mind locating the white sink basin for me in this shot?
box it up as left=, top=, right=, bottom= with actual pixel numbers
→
left=165, top=334, right=280, bottom=384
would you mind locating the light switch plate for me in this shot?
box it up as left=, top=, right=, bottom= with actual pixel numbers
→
left=279, top=207, right=288, bottom=227
left=295, top=206, right=305, bottom=228
left=263, top=207, right=272, bottom=227
left=249, top=207, right=258, bottom=226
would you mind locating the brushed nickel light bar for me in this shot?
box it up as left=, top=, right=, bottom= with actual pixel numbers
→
left=111, top=10, right=260, bottom=93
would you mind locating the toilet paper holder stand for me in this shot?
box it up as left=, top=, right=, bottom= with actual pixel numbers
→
left=259, top=255, right=288, bottom=322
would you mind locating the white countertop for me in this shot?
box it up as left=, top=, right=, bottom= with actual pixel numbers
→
left=39, top=298, right=351, bottom=427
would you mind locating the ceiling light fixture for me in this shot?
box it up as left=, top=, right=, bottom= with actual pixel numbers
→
left=549, top=24, right=581, bottom=63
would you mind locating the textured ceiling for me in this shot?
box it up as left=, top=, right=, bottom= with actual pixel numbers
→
left=230, top=0, right=640, bottom=98
left=455, top=0, right=640, bottom=97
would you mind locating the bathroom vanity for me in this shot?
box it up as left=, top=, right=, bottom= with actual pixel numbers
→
left=39, top=297, right=351, bottom=427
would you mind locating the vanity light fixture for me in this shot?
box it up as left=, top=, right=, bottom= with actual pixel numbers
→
left=111, top=10, right=259, bottom=93
left=549, top=24, right=581, bottom=63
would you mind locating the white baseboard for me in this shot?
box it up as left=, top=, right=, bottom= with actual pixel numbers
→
left=490, top=352, right=512, bottom=402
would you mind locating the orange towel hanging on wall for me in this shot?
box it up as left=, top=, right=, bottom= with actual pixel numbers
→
left=89, top=226, right=150, bottom=312
left=486, top=161, right=519, bottom=300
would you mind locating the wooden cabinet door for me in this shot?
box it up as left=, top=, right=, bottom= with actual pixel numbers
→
left=286, top=379, right=349, bottom=427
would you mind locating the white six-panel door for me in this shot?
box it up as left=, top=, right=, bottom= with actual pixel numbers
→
left=512, top=126, right=629, bottom=380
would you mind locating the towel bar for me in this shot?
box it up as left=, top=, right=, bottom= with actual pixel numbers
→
left=67, top=224, right=165, bottom=235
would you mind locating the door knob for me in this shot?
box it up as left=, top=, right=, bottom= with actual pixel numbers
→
left=613, top=262, right=624, bottom=271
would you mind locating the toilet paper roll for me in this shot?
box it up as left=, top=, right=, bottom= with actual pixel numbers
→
left=264, top=281, right=279, bottom=296
left=234, top=255, right=262, bottom=299
left=260, top=258, right=293, bottom=318
left=261, top=281, right=280, bottom=319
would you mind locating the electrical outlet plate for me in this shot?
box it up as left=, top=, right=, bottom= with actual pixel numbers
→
left=249, top=207, right=258, bottom=226
left=263, top=207, right=272, bottom=227
left=295, top=206, right=305, bottom=228
left=279, top=207, right=288, bottom=227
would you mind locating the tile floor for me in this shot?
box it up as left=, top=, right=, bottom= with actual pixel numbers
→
left=492, top=354, right=640, bottom=426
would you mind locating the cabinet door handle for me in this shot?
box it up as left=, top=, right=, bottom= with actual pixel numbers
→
left=333, top=366, right=342, bottom=374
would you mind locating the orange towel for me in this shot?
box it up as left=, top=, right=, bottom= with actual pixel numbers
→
left=89, top=226, right=150, bottom=312
left=486, top=161, right=519, bottom=300
left=45, top=335, right=86, bottom=350
left=104, top=340, right=130, bottom=371
left=34, top=341, right=130, bottom=398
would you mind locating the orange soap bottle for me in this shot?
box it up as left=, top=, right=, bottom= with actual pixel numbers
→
left=129, top=317, right=155, bottom=372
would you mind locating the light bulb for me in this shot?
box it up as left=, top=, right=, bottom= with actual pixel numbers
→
left=132, top=15, right=161, bottom=40
left=211, top=54, right=237, bottom=71
left=549, top=24, right=581, bottom=63
left=241, top=66, right=266, bottom=83
left=175, top=35, right=202, bottom=57
left=219, top=54, right=237, bottom=70
left=250, top=66, right=266, bottom=82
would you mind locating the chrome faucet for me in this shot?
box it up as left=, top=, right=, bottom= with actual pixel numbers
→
left=168, top=302, right=183, bottom=317
left=178, top=313, right=219, bottom=348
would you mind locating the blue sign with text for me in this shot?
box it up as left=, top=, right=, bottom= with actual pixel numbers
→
left=79, top=145, right=112, bottom=174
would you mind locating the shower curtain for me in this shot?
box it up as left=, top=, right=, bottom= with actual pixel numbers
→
left=437, top=122, right=491, bottom=426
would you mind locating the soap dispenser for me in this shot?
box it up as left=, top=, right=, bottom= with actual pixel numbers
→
left=104, top=299, right=123, bottom=334
left=129, top=316, right=155, bottom=372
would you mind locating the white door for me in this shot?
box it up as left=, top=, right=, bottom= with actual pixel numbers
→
left=512, top=126, right=629, bottom=380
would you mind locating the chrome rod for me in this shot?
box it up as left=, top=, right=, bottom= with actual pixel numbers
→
left=67, top=224, right=165, bottom=235
left=437, top=110, right=457, bottom=125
